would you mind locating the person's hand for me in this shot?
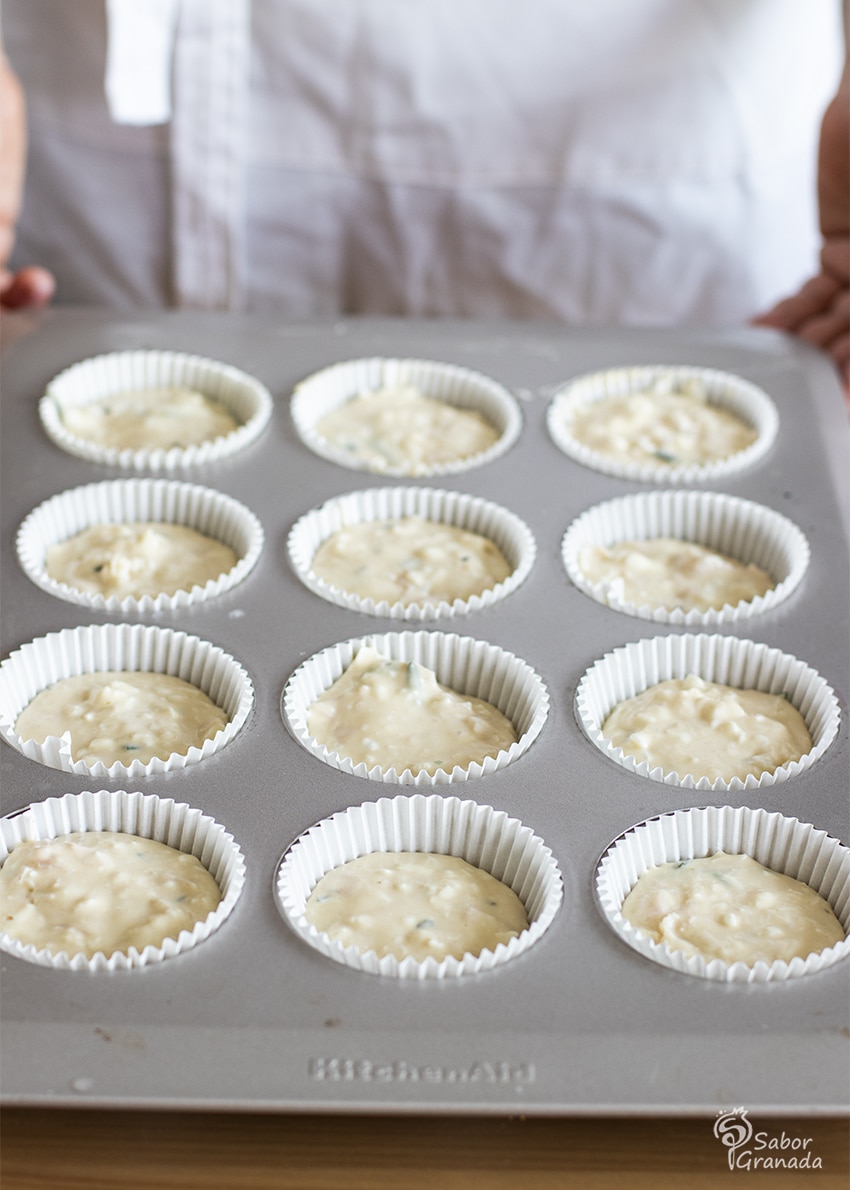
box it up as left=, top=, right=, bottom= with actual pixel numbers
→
left=754, top=68, right=849, bottom=394
left=0, top=51, right=55, bottom=311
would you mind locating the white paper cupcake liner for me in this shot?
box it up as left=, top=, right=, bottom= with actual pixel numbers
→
left=546, top=364, right=778, bottom=483
left=275, top=793, right=563, bottom=979
left=287, top=486, right=536, bottom=620
left=595, top=805, right=850, bottom=982
left=0, top=623, right=254, bottom=777
left=281, top=630, right=549, bottom=784
left=562, top=490, right=809, bottom=625
left=16, top=478, right=264, bottom=613
left=575, top=633, right=840, bottom=791
left=0, top=790, right=246, bottom=971
left=39, top=350, right=273, bottom=471
left=290, top=356, right=522, bottom=476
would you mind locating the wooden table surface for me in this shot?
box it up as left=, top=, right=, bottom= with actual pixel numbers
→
left=1, top=1109, right=847, bottom=1189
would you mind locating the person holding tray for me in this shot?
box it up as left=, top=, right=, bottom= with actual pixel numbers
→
left=1, top=1, right=847, bottom=392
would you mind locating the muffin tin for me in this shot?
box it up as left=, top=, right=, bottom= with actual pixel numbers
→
left=1, top=310, right=847, bottom=1115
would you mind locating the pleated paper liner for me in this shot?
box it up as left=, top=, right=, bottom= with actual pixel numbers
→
left=288, top=485, right=536, bottom=620
left=291, top=356, right=522, bottom=476
left=275, top=793, right=563, bottom=979
left=281, top=630, right=549, bottom=785
left=17, top=478, right=264, bottom=613
left=0, top=623, right=254, bottom=778
left=595, top=805, right=850, bottom=982
left=546, top=364, right=778, bottom=483
left=39, top=349, right=273, bottom=471
left=575, top=632, right=839, bottom=791
left=562, top=489, right=809, bottom=625
left=0, top=789, right=246, bottom=971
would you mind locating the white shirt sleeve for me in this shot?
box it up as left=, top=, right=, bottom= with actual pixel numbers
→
left=104, top=0, right=179, bottom=126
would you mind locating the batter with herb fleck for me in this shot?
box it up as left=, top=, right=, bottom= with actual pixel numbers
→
left=0, top=831, right=222, bottom=959
left=305, top=851, right=528, bottom=962
left=306, top=646, right=517, bottom=775
left=14, top=671, right=228, bottom=766
left=578, top=537, right=774, bottom=612
left=601, top=674, right=812, bottom=783
left=621, top=852, right=845, bottom=966
left=46, top=522, right=238, bottom=600
left=315, top=385, right=499, bottom=474
left=310, top=516, right=511, bottom=606
left=61, top=386, right=239, bottom=451
left=566, top=376, right=756, bottom=467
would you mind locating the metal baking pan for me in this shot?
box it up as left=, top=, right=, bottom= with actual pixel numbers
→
left=1, top=309, right=847, bottom=1114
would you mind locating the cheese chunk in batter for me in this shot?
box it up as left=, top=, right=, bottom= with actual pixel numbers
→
left=567, top=377, right=756, bottom=466
left=15, top=672, right=229, bottom=767
left=601, top=675, right=812, bottom=783
left=61, top=386, right=239, bottom=451
left=578, top=538, right=774, bottom=612
left=46, top=522, right=238, bottom=600
left=0, top=831, right=222, bottom=959
left=306, top=646, right=518, bottom=775
left=315, top=385, right=499, bottom=474
left=305, top=851, right=529, bottom=962
left=311, top=517, right=511, bottom=605
left=621, top=852, right=845, bottom=966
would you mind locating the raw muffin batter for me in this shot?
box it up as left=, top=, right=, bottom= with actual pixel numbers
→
left=578, top=537, right=774, bottom=612
left=61, top=386, right=239, bottom=451
left=310, top=516, right=511, bottom=605
left=305, top=850, right=528, bottom=962
left=306, top=646, right=517, bottom=774
left=566, top=376, right=756, bottom=467
left=315, top=385, right=499, bottom=474
left=621, top=851, right=845, bottom=966
left=15, top=671, right=229, bottom=766
left=46, top=522, right=238, bottom=600
left=601, top=674, right=812, bottom=783
left=0, top=831, right=222, bottom=959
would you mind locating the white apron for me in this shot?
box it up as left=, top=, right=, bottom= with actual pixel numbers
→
left=5, top=0, right=844, bottom=322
